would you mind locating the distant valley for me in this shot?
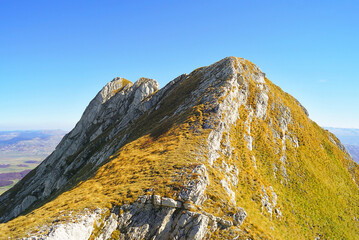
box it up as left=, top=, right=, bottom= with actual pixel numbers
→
left=0, top=130, right=66, bottom=194
left=325, top=127, right=359, bottom=163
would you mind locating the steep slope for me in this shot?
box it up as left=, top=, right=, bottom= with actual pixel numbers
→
left=0, top=57, right=358, bottom=239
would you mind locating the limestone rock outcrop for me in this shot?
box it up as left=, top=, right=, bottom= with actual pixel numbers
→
left=0, top=77, right=159, bottom=222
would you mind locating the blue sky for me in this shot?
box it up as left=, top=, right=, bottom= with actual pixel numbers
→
left=1, top=0, right=358, bottom=130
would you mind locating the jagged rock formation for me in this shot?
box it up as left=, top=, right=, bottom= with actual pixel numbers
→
left=0, top=77, right=160, bottom=222
left=0, top=57, right=358, bottom=239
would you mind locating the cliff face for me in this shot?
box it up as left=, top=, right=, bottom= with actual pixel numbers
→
left=0, top=57, right=358, bottom=239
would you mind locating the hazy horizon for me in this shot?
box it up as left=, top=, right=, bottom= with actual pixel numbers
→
left=1, top=125, right=359, bottom=134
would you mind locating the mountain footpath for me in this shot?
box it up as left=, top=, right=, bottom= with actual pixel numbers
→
left=0, top=57, right=358, bottom=239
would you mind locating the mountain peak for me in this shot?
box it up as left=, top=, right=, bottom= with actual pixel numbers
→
left=98, top=77, right=132, bottom=104
left=0, top=57, right=358, bottom=239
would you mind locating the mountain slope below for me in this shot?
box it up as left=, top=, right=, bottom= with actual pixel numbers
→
left=345, top=144, right=359, bottom=163
left=324, top=127, right=359, bottom=163
left=325, top=127, right=359, bottom=145
left=0, top=57, right=358, bottom=239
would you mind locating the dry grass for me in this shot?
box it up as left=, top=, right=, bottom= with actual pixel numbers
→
left=0, top=122, right=206, bottom=238
left=203, top=73, right=359, bottom=239
left=0, top=69, right=208, bottom=239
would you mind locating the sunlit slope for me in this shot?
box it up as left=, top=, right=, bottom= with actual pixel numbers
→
left=0, top=57, right=358, bottom=239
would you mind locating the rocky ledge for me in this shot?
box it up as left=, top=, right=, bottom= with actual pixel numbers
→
left=25, top=194, right=246, bottom=240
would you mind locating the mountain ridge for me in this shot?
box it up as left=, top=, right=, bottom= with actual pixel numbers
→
left=0, top=57, right=358, bottom=239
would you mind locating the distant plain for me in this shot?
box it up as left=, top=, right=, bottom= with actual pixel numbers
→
left=0, top=130, right=66, bottom=194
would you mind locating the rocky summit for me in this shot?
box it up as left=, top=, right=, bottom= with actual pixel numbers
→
left=0, top=57, right=358, bottom=239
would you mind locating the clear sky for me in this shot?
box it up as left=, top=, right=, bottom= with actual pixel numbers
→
left=1, top=0, right=358, bottom=131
